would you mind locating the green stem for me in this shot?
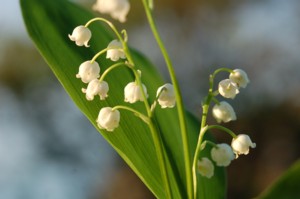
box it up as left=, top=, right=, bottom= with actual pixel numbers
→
left=112, top=105, right=150, bottom=123
left=120, top=29, right=135, bottom=66
left=141, top=1, right=192, bottom=198
left=201, top=140, right=218, bottom=149
left=85, top=18, right=123, bottom=42
left=211, top=97, right=220, bottom=105
left=132, top=69, right=172, bottom=199
left=91, top=47, right=123, bottom=63
left=207, top=125, right=237, bottom=139
left=212, top=68, right=234, bottom=77
left=192, top=68, right=220, bottom=198
left=200, top=96, right=212, bottom=130
left=99, top=62, right=129, bottom=82
left=192, top=125, right=208, bottom=199
left=191, top=124, right=237, bottom=196
left=192, top=125, right=237, bottom=198
left=91, top=48, right=108, bottom=63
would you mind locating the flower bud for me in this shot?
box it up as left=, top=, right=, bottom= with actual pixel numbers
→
left=212, top=101, right=236, bottom=123
left=231, top=134, right=256, bottom=158
left=211, top=143, right=235, bottom=167
left=218, top=79, right=239, bottom=99
left=124, top=82, right=148, bottom=103
left=93, top=0, right=130, bottom=23
left=76, top=61, right=100, bottom=83
left=97, top=107, right=120, bottom=132
left=229, top=69, right=250, bottom=88
left=197, top=158, right=214, bottom=178
left=68, top=25, right=92, bottom=47
left=82, top=79, right=109, bottom=101
left=106, top=40, right=126, bottom=61
left=156, top=83, right=176, bottom=108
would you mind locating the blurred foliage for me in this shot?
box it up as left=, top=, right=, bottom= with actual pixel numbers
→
left=0, top=40, right=50, bottom=92
left=257, top=160, right=300, bottom=199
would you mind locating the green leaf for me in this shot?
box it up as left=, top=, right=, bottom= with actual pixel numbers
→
left=20, top=0, right=225, bottom=198
left=256, top=160, right=300, bottom=199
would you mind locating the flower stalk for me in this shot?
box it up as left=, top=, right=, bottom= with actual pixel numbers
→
left=129, top=54, right=173, bottom=199
left=80, top=16, right=173, bottom=198
left=192, top=68, right=233, bottom=198
left=141, top=1, right=193, bottom=198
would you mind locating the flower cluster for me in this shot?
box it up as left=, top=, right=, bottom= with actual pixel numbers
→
left=69, top=1, right=176, bottom=132
left=198, top=134, right=256, bottom=178
left=218, top=69, right=249, bottom=99
left=197, top=69, right=255, bottom=179
left=212, top=69, right=249, bottom=124
left=68, top=1, right=256, bottom=192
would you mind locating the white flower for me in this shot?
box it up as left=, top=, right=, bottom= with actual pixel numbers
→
left=197, top=158, right=214, bottom=179
left=211, top=144, right=235, bottom=167
left=212, top=101, right=236, bottom=123
left=106, top=40, right=126, bottom=61
left=93, top=0, right=130, bottom=23
left=229, top=69, right=250, bottom=88
left=97, top=107, right=120, bottom=132
left=82, top=79, right=109, bottom=101
left=68, top=25, right=92, bottom=47
left=218, top=79, right=239, bottom=99
left=156, top=83, right=176, bottom=108
left=76, top=61, right=100, bottom=83
left=231, top=134, right=256, bottom=158
left=124, top=82, right=148, bottom=103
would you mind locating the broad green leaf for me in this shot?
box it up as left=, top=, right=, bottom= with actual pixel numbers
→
left=256, top=160, right=300, bottom=199
left=20, top=0, right=225, bottom=198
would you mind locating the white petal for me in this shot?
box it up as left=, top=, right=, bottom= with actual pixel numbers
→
left=124, top=82, right=148, bottom=103
left=93, top=0, right=130, bottom=23
left=197, top=158, right=214, bottom=178
left=97, top=107, right=120, bottom=131
left=156, top=83, right=176, bottom=108
left=229, top=69, right=250, bottom=88
left=212, top=101, right=236, bottom=123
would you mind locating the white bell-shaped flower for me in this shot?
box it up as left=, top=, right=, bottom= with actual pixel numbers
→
left=156, top=83, right=176, bottom=108
left=97, top=107, right=120, bottom=132
left=76, top=61, right=100, bottom=84
left=124, top=82, right=148, bottom=103
left=68, top=25, right=92, bottom=47
left=197, top=158, right=214, bottom=179
left=212, top=101, right=236, bottom=123
left=82, top=79, right=109, bottom=101
left=211, top=143, right=235, bottom=167
left=106, top=40, right=126, bottom=61
left=229, top=69, right=250, bottom=88
left=93, top=0, right=130, bottom=23
left=218, top=79, right=239, bottom=99
left=231, top=134, right=256, bottom=158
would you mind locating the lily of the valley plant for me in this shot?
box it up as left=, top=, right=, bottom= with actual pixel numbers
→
left=68, top=0, right=256, bottom=198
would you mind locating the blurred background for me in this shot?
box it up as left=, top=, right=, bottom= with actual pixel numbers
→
left=1, top=0, right=300, bottom=198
